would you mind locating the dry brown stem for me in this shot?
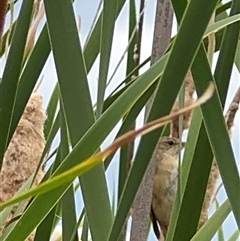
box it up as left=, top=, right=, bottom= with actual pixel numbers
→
left=171, top=71, right=195, bottom=138
left=131, top=0, right=173, bottom=240
left=225, top=87, right=240, bottom=135
left=0, top=0, right=7, bottom=39
left=24, top=1, right=45, bottom=60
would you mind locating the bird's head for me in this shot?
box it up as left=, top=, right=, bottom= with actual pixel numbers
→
left=158, top=136, right=185, bottom=156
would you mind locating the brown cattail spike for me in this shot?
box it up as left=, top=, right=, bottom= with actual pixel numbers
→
left=0, top=93, right=47, bottom=240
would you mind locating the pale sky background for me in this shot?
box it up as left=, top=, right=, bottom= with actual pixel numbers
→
left=1, top=0, right=239, bottom=240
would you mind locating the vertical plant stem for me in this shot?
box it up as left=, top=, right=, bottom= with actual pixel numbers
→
left=118, top=1, right=144, bottom=240
left=130, top=0, right=173, bottom=240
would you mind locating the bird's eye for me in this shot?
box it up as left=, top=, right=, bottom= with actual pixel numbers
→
left=167, top=140, right=175, bottom=146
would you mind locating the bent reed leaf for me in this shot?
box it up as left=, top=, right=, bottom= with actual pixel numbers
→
left=0, top=83, right=214, bottom=211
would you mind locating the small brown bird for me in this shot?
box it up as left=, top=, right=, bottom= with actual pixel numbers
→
left=151, top=136, right=185, bottom=240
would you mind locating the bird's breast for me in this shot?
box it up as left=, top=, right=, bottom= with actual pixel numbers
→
left=152, top=154, right=179, bottom=227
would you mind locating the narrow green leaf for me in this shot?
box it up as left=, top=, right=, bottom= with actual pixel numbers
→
left=0, top=175, right=34, bottom=228
left=44, top=0, right=112, bottom=240
left=84, top=0, right=127, bottom=72
left=126, top=0, right=137, bottom=83
left=204, top=13, right=240, bottom=38
left=70, top=209, right=85, bottom=241
left=44, top=84, right=59, bottom=138
left=34, top=206, right=58, bottom=241
left=0, top=0, right=34, bottom=166
left=81, top=216, right=89, bottom=241
left=191, top=200, right=231, bottom=241
left=103, top=56, right=151, bottom=112
left=96, top=0, right=118, bottom=117
left=39, top=111, right=60, bottom=177
left=104, top=83, right=156, bottom=170
left=216, top=200, right=226, bottom=241
left=118, top=0, right=137, bottom=202
left=235, top=40, right=240, bottom=72
left=193, top=45, right=240, bottom=228
left=216, top=1, right=232, bottom=16
left=62, top=186, right=78, bottom=241
left=8, top=24, right=51, bottom=154
left=60, top=100, right=78, bottom=241
left=214, top=0, right=240, bottom=105
left=228, top=230, right=240, bottom=241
